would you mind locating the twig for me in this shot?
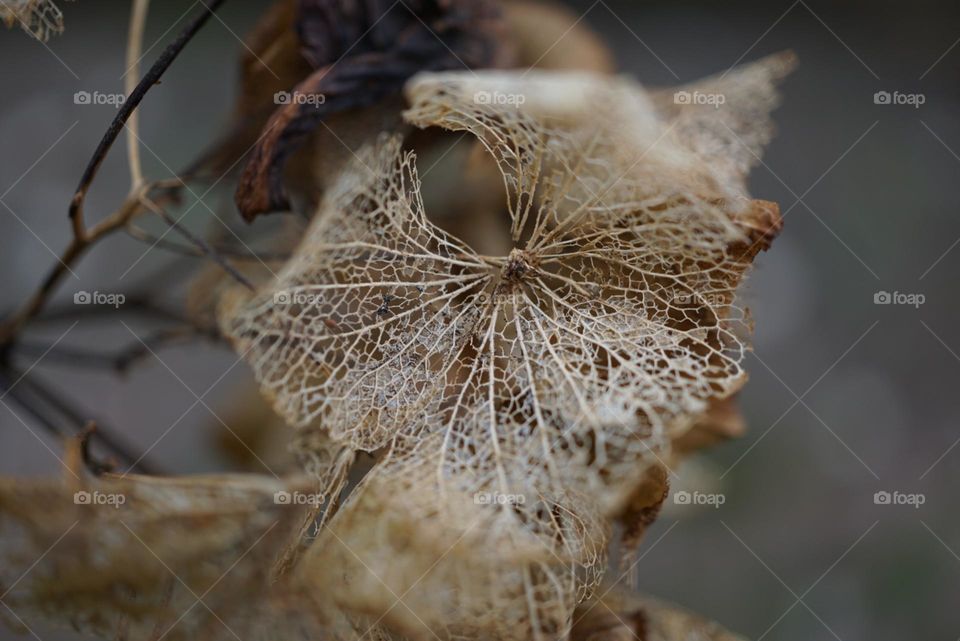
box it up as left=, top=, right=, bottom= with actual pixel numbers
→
left=126, top=0, right=150, bottom=189
left=125, top=223, right=291, bottom=262
left=0, top=0, right=228, bottom=346
left=78, top=422, right=115, bottom=476
left=25, top=296, right=186, bottom=325
left=69, top=0, right=227, bottom=234
left=0, top=368, right=159, bottom=474
left=13, top=325, right=221, bottom=374
left=139, top=195, right=256, bottom=291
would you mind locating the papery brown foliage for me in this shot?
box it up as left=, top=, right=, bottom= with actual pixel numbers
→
left=220, top=55, right=792, bottom=639
left=235, top=0, right=506, bottom=220
left=0, top=448, right=325, bottom=640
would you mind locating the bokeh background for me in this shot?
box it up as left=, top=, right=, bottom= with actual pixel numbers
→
left=1, top=1, right=957, bottom=640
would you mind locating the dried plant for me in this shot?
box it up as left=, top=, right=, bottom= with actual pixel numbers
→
left=219, top=56, right=792, bottom=640
left=0, top=2, right=795, bottom=640
left=0, top=0, right=70, bottom=41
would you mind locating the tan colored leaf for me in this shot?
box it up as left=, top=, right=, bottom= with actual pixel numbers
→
left=0, top=468, right=324, bottom=640
left=572, top=588, right=747, bottom=641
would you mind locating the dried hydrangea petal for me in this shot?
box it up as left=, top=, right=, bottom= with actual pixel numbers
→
left=221, top=57, right=791, bottom=639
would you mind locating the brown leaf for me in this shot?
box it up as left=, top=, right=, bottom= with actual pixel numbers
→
left=0, top=467, right=323, bottom=640
left=572, top=588, right=747, bottom=641
left=673, top=396, right=747, bottom=456
left=235, top=0, right=506, bottom=221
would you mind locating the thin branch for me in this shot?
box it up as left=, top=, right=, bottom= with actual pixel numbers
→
left=0, top=368, right=159, bottom=474
left=13, top=325, right=221, bottom=374
left=139, top=195, right=256, bottom=291
left=126, top=0, right=151, bottom=189
left=125, top=223, right=291, bottom=262
left=0, top=0, right=228, bottom=346
left=25, top=296, right=187, bottom=325
left=69, top=0, right=227, bottom=234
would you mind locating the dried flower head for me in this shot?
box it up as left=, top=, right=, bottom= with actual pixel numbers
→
left=219, top=54, right=793, bottom=639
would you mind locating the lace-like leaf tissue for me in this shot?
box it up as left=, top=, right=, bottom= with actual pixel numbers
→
left=220, top=53, right=793, bottom=640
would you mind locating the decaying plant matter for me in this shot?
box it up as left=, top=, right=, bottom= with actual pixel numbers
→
left=0, top=0, right=70, bottom=40
left=0, top=2, right=795, bottom=640
left=220, top=55, right=793, bottom=639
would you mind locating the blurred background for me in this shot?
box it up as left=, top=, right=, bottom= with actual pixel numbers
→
left=0, top=1, right=957, bottom=640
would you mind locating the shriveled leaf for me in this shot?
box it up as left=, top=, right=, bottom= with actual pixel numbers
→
left=0, top=468, right=324, bottom=640
left=1, top=0, right=69, bottom=41
left=221, top=56, right=791, bottom=639
left=652, top=50, right=797, bottom=192
left=673, top=395, right=747, bottom=456
left=236, top=0, right=506, bottom=220
left=299, top=452, right=607, bottom=640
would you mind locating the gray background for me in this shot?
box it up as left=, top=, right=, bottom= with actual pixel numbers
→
left=0, top=1, right=957, bottom=640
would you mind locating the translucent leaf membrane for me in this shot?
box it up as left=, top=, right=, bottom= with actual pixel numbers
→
left=221, top=56, right=790, bottom=640
left=1, top=0, right=67, bottom=40
left=299, top=448, right=607, bottom=641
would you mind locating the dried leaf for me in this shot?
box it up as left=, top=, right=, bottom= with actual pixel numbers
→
left=220, top=56, right=791, bottom=639
left=1, top=0, right=69, bottom=41
left=236, top=0, right=506, bottom=220
left=0, top=468, right=324, bottom=640
left=572, top=588, right=747, bottom=641
left=673, top=395, right=747, bottom=456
